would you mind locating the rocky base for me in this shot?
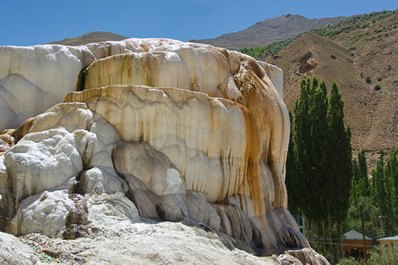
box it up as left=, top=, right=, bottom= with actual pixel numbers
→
left=1, top=224, right=328, bottom=265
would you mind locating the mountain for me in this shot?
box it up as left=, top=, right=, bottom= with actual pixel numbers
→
left=267, top=10, right=398, bottom=164
left=193, top=15, right=344, bottom=50
left=50, top=31, right=128, bottom=46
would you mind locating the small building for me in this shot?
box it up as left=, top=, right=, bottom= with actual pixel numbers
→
left=377, top=235, right=398, bottom=248
left=343, top=230, right=373, bottom=259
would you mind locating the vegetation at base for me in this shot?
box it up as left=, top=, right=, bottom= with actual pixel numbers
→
left=314, top=10, right=397, bottom=37
left=369, top=247, right=398, bottom=265
left=287, top=77, right=352, bottom=263
left=287, top=77, right=398, bottom=262
left=238, top=39, right=292, bottom=59
left=346, top=150, right=398, bottom=239
left=338, top=247, right=398, bottom=265
left=337, top=257, right=361, bottom=265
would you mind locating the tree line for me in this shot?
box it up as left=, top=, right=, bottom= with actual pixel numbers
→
left=348, top=149, right=398, bottom=238
left=287, top=77, right=398, bottom=263
left=286, top=77, right=352, bottom=262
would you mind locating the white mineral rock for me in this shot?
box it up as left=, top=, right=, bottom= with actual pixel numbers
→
left=0, top=232, right=40, bottom=265
left=0, top=39, right=329, bottom=264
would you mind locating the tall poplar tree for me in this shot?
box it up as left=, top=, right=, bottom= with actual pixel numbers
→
left=326, top=83, right=353, bottom=227
left=386, top=151, right=398, bottom=224
left=373, top=151, right=398, bottom=235
left=287, top=78, right=353, bottom=261
left=286, top=112, right=300, bottom=215
left=350, top=150, right=369, bottom=205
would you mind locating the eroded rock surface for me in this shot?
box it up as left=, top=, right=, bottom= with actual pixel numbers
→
left=0, top=232, right=40, bottom=265
left=0, top=39, right=329, bottom=264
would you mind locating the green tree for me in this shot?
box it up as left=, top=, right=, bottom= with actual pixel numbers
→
left=371, top=154, right=395, bottom=235
left=347, top=150, right=398, bottom=240
left=383, top=151, right=398, bottom=232
left=327, top=83, right=353, bottom=227
left=287, top=78, right=353, bottom=262
left=358, top=150, right=370, bottom=197
left=293, top=78, right=328, bottom=223
left=350, top=150, right=370, bottom=205
left=286, top=111, right=300, bottom=215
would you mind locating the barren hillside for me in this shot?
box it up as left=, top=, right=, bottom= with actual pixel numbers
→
left=193, top=15, right=343, bottom=50
left=267, top=11, right=398, bottom=163
left=50, top=31, right=128, bottom=46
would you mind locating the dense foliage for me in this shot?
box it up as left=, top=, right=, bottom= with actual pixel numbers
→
left=288, top=78, right=398, bottom=263
left=287, top=77, right=353, bottom=263
left=238, top=39, right=292, bottom=59
left=314, top=10, right=397, bottom=37
left=347, top=150, right=398, bottom=238
left=338, top=247, right=398, bottom=265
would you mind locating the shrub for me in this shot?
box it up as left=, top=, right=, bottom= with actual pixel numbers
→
left=365, top=76, right=372, bottom=84
left=374, top=84, right=381, bottom=91
left=338, top=257, right=363, bottom=265
left=238, top=39, right=292, bottom=59
left=369, top=247, right=398, bottom=265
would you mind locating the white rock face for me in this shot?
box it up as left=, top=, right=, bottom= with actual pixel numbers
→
left=0, top=39, right=329, bottom=264
left=114, top=142, right=186, bottom=196
left=4, top=128, right=95, bottom=208
left=0, top=232, right=40, bottom=265
left=9, top=190, right=74, bottom=238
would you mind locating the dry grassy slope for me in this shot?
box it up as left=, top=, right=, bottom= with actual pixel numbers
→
left=50, top=31, right=128, bottom=46
left=193, top=15, right=343, bottom=50
left=267, top=32, right=397, bottom=164
left=330, top=12, right=398, bottom=95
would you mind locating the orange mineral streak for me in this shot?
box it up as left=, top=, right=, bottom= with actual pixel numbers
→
left=66, top=44, right=289, bottom=211
left=238, top=66, right=289, bottom=208
left=85, top=53, right=178, bottom=92
left=65, top=85, right=268, bottom=216
left=240, top=107, right=266, bottom=216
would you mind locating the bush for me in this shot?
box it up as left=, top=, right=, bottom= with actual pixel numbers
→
left=338, top=257, right=363, bottom=265
left=374, top=84, right=381, bottom=91
left=365, top=76, right=372, bottom=84
left=369, top=247, right=398, bottom=265
left=238, top=39, right=292, bottom=59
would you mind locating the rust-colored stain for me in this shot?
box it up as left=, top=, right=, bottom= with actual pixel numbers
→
left=63, top=44, right=289, bottom=216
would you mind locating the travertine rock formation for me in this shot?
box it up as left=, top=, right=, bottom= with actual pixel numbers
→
left=0, top=232, right=40, bottom=265
left=0, top=39, right=328, bottom=264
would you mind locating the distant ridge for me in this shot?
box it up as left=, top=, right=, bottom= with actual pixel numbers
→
left=192, top=15, right=344, bottom=50
left=267, top=10, right=398, bottom=161
left=50, top=31, right=128, bottom=46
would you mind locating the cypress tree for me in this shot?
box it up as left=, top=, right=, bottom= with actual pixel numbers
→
left=293, top=79, right=314, bottom=219
left=372, top=155, right=388, bottom=234
left=358, top=150, right=370, bottom=197
left=383, top=151, right=398, bottom=233
left=351, top=158, right=360, bottom=204
left=326, top=83, right=353, bottom=226
left=286, top=111, right=300, bottom=215
left=293, top=78, right=329, bottom=222
left=350, top=150, right=369, bottom=205
left=287, top=78, right=353, bottom=261
left=388, top=151, right=398, bottom=225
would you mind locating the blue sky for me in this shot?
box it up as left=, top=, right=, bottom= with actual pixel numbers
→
left=1, top=0, right=398, bottom=46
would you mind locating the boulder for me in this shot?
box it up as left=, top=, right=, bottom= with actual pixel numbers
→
left=0, top=232, right=40, bottom=265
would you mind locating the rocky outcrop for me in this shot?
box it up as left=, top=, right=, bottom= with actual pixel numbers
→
left=0, top=232, right=40, bottom=265
left=0, top=39, right=328, bottom=264
left=0, top=39, right=284, bottom=132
